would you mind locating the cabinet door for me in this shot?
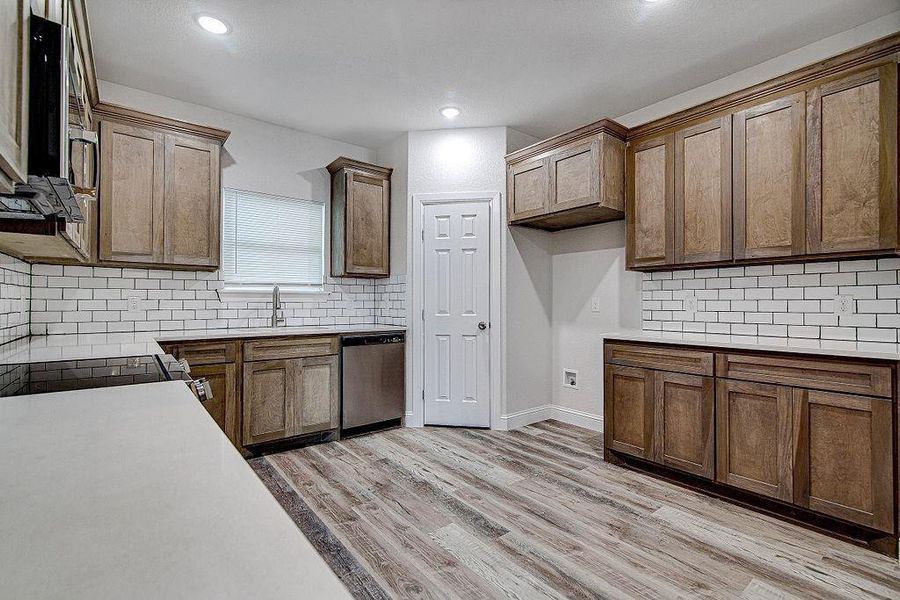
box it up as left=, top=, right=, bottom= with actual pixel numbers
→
left=0, top=0, right=28, bottom=194
left=626, top=135, right=674, bottom=268
left=674, top=117, right=732, bottom=264
left=99, top=121, right=165, bottom=263
left=716, top=379, right=793, bottom=502
left=295, top=355, right=339, bottom=435
left=792, top=389, right=894, bottom=532
left=549, top=139, right=598, bottom=213
left=507, top=157, right=549, bottom=222
left=653, top=372, right=714, bottom=479
left=163, top=134, right=221, bottom=267
left=604, top=365, right=654, bottom=459
left=192, top=362, right=239, bottom=447
left=242, top=359, right=300, bottom=446
left=807, top=64, right=898, bottom=254
left=733, top=94, right=806, bottom=259
left=345, top=171, right=390, bottom=276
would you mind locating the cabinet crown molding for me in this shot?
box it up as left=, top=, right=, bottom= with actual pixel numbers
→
left=94, top=102, right=231, bottom=144
left=326, top=157, right=393, bottom=178
left=505, top=118, right=627, bottom=164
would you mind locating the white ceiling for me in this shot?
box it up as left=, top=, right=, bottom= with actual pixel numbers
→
left=86, top=0, right=899, bottom=149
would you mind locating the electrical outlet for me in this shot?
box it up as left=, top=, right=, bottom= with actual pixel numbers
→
left=684, top=294, right=698, bottom=314
left=126, top=293, right=141, bottom=313
left=591, top=297, right=601, bottom=312
left=833, top=294, right=855, bottom=317
left=562, top=369, right=579, bottom=390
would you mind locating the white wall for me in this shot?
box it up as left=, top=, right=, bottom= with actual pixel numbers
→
left=404, top=127, right=552, bottom=428
left=100, top=81, right=375, bottom=202
left=551, top=222, right=640, bottom=425
left=375, top=134, right=409, bottom=276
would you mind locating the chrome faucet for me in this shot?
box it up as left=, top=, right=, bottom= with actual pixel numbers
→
left=271, top=284, right=285, bottom=327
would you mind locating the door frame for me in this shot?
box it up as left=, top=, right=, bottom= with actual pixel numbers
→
left=409, top=191, right=504, bottom=429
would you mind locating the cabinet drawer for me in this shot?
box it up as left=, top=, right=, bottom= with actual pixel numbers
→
left=716, top=353, right=892, bottom=398
left=174, top=340, right=239, bottom=366
left=604, top=343, right=713, bottom=376
left=244, top=336, right=338, bottom=361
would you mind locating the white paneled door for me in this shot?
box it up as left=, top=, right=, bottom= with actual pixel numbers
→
left=423, top=200, right=491, bottom=427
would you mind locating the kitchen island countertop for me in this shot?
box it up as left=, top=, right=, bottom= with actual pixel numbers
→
left=0, top=381, right=352, bottom=599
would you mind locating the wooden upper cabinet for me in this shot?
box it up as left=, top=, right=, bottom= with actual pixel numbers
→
left=716, top=379, right=793, bottom=502
left=674, top=117, right=732, bottom=264
left=733, top=94, right=806, bottom=259
left=626, top=134, right=674, bottom=268
left=806, top=64, right=898, bottom=254
left=604, top=364, right=654, bottom=460
left=0, top=0, right=29, bottom=194
left=506, top=121, right=626, bottom=230
left=792, top=389, right=894, bottom=532
left=508, top=157, right=549, bottom=222
left=163, top=134, right=220, bottom=267
left=99, top=121, right=165, bottom=264
left=653, top=372, right=714, bottom=479
left=328, top=157, right=392, bottom=278
left=97, top=105, right=228, bottom=269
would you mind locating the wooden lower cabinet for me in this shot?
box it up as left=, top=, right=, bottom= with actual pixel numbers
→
left=604, top=364, right=714, bottom=479
left=793, top=389, right=894, bottom=532
left=654, top=371, right=715, bottom=479
left=191, top=362, right=239, bottom=446
left=716, top=379, right=794, bottom=502
left=605, top=340, right=898, bottom=555
left=242, top=355, right=339, bottom=446
left=604, top=365, right=654, bottom=460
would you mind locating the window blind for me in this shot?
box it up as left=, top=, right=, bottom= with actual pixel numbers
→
left=221, top=188, right=325, bottom=286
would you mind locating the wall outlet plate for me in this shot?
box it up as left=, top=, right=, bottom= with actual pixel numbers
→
left=562, top=369, right=579, bottom=390
left=834, top=294, right=855, bottom=317
left=126, top=293, right=141, bottom=313
left=591, top=297, right=601, bottom=312
left=684, top=294, right=698, bottom=314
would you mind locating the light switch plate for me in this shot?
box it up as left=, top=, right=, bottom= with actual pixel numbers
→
left=834, top=294, right=855, bottom=317
left=591, top=297, right=601, bottom=312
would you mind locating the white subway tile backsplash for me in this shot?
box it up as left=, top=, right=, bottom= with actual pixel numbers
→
left=642, top=257, right=900, bottom=341
left=29, top=265, right=407, bottom=335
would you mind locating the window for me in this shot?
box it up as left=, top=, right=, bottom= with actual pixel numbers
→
left=221, top=188, right=325, bottom=290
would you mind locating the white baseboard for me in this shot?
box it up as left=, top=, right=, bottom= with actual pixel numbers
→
left=499, top=404, right=552, bottom=430
left=548, top=406, right=604, bottom=432
left=404, top=410, right=423, bottom=428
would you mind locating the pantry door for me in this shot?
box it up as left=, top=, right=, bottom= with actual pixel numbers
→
left=422, top=199, right=491, bottom=427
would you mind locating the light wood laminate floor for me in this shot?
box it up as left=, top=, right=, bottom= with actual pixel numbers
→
left=251, top=420, right=900, bottom=599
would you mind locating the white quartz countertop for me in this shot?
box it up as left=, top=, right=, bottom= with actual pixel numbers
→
left=0, top=381, right=352, bottom=599
left=0, top=325, right=406, bottom=365
left=602, top=329, right=900, bottom=361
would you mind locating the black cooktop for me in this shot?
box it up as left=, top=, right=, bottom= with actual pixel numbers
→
left=0, top=355, right=189, bottom=397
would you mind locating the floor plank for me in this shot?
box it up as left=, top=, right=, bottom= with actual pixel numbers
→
left=255, top=421, right=900, bottom=600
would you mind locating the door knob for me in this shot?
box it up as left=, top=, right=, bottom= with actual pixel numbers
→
left=478, top=322, right=487, bottom=331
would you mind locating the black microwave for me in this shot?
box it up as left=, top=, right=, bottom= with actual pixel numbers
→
left=4, top=13, right=94, bottom=221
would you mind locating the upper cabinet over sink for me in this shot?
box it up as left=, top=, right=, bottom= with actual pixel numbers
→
left=506, top=119, right=627, bottom=231
left=625, top=35, right=899, bottom=271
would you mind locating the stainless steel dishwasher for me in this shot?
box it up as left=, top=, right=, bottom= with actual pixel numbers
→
left=341, top=333, right=405, bottom=435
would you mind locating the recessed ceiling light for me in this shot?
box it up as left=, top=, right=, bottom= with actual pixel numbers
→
left=440, top=106, right=461, bottom=119
left=196, top=15, right=229, bottom=35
